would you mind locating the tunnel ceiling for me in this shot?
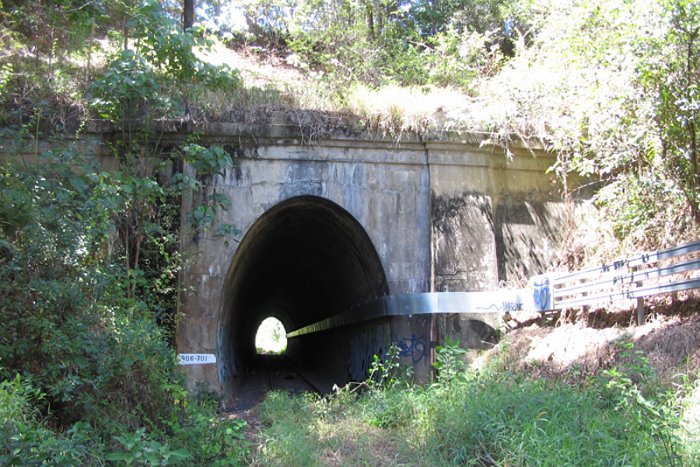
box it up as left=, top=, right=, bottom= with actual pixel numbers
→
left=220, top=196, right=389, bottom=379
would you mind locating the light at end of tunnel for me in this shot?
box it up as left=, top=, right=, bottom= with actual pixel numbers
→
left=255, top=317, right=287, bottom=355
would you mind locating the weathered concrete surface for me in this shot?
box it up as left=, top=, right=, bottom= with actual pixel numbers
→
left=173, top=115, right=568, bottom=393
left=427, top=140, right=566, bottom=291
left=178, top=138, right=433, bottom=393
left=0, top=114, right=572, bottom=393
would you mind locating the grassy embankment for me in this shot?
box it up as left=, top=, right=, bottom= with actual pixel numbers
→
left=252, top=334, right=700, bottom=466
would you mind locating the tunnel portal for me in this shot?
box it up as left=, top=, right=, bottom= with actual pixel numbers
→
left=218, top=196, right=389, bottom=396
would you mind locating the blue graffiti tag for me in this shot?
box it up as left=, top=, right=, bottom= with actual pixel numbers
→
left=398, top=334, right=427, bottom=363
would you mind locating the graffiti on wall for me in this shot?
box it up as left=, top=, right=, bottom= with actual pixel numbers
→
left=397, top=334, right=427, bottom=363
left=348, top=326, right=387, bottom=382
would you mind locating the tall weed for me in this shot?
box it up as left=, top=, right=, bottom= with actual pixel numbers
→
left=255, top=340, right=694, bottom=466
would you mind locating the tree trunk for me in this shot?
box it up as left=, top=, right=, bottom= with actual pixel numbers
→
left=183, top=0, right=195, bottom=30
left=123, top=17, right=129, bottom=50
left=363, top=0, right=375, bottom=42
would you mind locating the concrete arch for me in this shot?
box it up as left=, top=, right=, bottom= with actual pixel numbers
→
left=217, top=195, right=389, bottom=395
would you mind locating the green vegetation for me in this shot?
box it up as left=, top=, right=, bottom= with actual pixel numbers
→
left=0, top=141, right=248, bottom=464
left=1, top=0, right=700, bottom=465
left=3, top=0, right=698, bottom=245
left=0, top=1, right=248, bottom=464
left=254, top=338, right=700, bottom=465
left=233, top=0, right=700, bottom=247
left=238, top=0, right=518, bottom=90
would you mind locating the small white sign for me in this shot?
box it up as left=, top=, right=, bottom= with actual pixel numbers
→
left=177, top=353, right=217, bottom=365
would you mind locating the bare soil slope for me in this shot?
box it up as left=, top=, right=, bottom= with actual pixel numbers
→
left=490, top=301, right=700, bottom=385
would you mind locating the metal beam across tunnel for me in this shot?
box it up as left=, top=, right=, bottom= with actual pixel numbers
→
left=217, top=196, right=389, bottom=396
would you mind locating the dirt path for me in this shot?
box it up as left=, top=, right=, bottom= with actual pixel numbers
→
left=222, top=354, right=319, bottom=446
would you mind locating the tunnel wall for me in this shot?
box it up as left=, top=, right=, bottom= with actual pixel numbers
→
left=174, top=124, right=569, bottom=392
left=427, top=140, right=568, bottom=364
left=177, top=137, right=433, bottom=391
left=1, top=120, right=575, bottom=392
left=427, top=140, right=568, bottom=291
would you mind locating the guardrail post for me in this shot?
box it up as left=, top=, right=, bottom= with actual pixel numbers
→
left=633, top=262, right=645, bottom=325
left=636, top=297, right=645, bottom=325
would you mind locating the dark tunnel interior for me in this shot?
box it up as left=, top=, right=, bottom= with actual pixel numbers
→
left=219, top=196, right=389, bottom=395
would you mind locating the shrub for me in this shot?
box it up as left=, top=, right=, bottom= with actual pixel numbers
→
left=432, top=337, right=468, bottom=384
left=0, top=375, right=95, bottom=465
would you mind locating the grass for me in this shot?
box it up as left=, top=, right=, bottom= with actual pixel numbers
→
left=4, top=34, right=597, bottom=147
left=344, top=84, right=475, bottom=138
left=681, top=377, right=700, bottom=458
left=252, top=341, right=700, bottom=466
left=189, top=44, right=528, bottom=140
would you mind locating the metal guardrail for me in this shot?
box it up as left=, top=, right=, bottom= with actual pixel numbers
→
left=532, top=239, right=700, bottom=323
left=287, top=240, right=700, bottom=339
left=286, top=290, right=532, bottom=338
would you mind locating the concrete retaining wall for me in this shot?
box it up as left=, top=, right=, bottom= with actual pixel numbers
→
left=174, top=118, right=568, bottom=392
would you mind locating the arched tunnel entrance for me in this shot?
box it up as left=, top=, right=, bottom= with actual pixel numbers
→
left=218, top=196, right=389, bottom=398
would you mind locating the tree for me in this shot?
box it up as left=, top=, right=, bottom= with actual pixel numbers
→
left=184, top=0, right=195, bottom=29
left=646, top=0, right=700, bottom=225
